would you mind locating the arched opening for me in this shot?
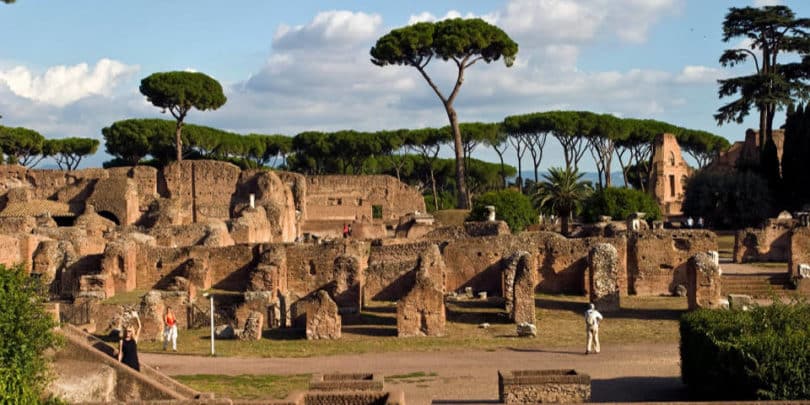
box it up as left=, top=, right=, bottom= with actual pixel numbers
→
left=52, top=216, right=76, bottom=227
left=669, top=151, right=676, bottom=166
left=97, top=210, right=120, bottom=225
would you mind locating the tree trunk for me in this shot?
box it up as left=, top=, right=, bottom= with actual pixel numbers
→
left=430, top=169, right=439, bottom=212
left=175, top=120, right=183, bottom=162
left=446, top=105, right=469, bottom=209
left=561, top=214, right=569, bottom=236
left=496, top=151, right=506, bottom=189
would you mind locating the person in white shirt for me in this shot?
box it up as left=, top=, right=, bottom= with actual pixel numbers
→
left=585, top=303, right=604, bottom=355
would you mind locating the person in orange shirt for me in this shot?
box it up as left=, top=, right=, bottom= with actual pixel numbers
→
left=163, top=307, right=178, bottom=352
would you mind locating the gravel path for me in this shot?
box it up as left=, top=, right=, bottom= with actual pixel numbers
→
left=142, top=343, right=686, bottom=404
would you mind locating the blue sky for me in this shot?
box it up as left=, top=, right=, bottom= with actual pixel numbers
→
left=1, top=0, right=808, bottom=169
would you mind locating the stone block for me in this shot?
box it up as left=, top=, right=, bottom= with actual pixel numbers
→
left=304, top=290, right=342, bottom=340
left=215, top=324, right=235, bottom=339
left=397, top=246, right=446, bottom=337
left=728, top=294, right=754, bottom=311
left=516, top=322, right=537, bottom=337
left=464, top=220, right=510, bottom=237
left=309, top=373, right=384, bottom=392
left=588, top=243, right=620, bottom=312
left=499, top=369, right=591, bottom=404
left=238, top=311, right=263, bottom=341
left=687, top=252, right=723, bottom=310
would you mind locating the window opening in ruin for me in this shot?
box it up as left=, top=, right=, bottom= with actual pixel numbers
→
left=668, top=175, right=675, bottom=197
left=309, top=260, right=317, bottom=276
left=357, top=199, right=363, bottom=206
left=97, top=210, right=120, bottom=225
left=669, top=151, right=675, bottom=166
left=372, top=205, right=383, bottom=219
left=681, top=175, right=688, bottom=192
left=52, top=216, right=76, bottom=227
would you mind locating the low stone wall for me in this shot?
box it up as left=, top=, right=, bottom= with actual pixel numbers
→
left=498, top=369, right=591, bottom=404
left=309, top=373, right=384, bottom=392
left=790, top=226, right=810, bottom=278
left=628, top=230, right=717, bottom=296
left=734, top=219, right=793, bottom=263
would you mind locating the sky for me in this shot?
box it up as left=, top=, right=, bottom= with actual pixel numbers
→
left=1, top=0, right=809, bottom=170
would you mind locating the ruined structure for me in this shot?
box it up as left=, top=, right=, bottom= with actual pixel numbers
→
left=648, top=133, right=693, bottom=217
left=498, top=370, right=591, bottom=404
left=734, top=214, right=795, bottom=263
left=304, top=290, right=342, bottom=340
left=588, top=243, right=620, bottom=312
left=503, top=251, right=536, bottom=324
left=687, top=252, right=723, bottom=310
left=710, top=129, right=786, bottom=173
left=396, top=246, right=446, bottom=337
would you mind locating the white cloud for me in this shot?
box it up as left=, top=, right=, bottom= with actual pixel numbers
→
left=0, top=59, right=138, bottom=107
left=273, top=10, right=382, bottom=50
left=674, top=65, right=725, bottom=84
left=407, top=10, right=497, bottom=25
left=754, top=0, right=782, bottom=7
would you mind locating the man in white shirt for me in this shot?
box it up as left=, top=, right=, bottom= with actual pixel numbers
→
left=585, top=303, right=603, bottom=355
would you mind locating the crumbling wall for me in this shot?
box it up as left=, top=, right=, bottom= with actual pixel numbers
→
left=305, top=175, right=424, bottom=224
left=106, top=166, right=158, bottom=213
left=285, top=241, right=370, bottom=301
left=365, top=241, right=434, bottom=301
left=233, top=170, right=298, bottom=243
left=397, top=246, right=446, bottom=337
left=687, top=252, right=722, bottom=310
left=789, top=226, right=810, bottom=278
left=628, top=230, right=717, bottom=296
left=161, top=160, right=242, bottom=222
left=734, top=219, right=794, bottom=263
left=86, top=176, right=140, bottom=225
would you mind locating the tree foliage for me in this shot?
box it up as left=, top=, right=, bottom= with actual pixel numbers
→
left=0, top=264, right=60, bottom=403
left=781, top=104, right=810, bottom=210
left=47, top=138, right=99, bottom=170
left=581, top=187, right=661, bottom=223
left=715, top=6, right=810, bottom=150
left=0, top=126, right=47, bottom=167
left=468, top=189, right=537, bottom=233
left=139, top=71, right=227, bottom=162
left=532, top=167, right=593, bottom=235
left=371, top=18, right=518, bottom=209
left=682, top=170, right=772, bottom=228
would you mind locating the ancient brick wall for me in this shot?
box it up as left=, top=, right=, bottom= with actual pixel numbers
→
left=734, top=219, right=794, bottom=263
left=789, top=227, right=810, bottom=277
left=305, top=175, right=425, bottom=224
left=0, top=234, right=21, bottom=268
left=86, top=176, right=140, bottom=225
left=107, top=166, right=159, bottom=213
left=648, top=133, right=693, bottom=216
left=365, top=241, right=434, bottom=301
left=628, top=230, right=717, bottom=296
left=161, top=160, right=242, bottom=222
left=233, top=170, right=298, bottom=242
left=284, top=241, right=370, bottom=301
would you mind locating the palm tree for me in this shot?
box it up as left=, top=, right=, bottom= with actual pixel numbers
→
left=533, top=167, right=592, bottom=236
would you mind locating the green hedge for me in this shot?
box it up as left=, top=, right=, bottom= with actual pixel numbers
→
left=680, top=302, right=810, bottom=400
left=581, top=187, right=661, bottom=223
left=468, top=189, right=537, bottom=233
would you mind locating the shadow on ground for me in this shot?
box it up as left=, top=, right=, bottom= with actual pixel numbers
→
left=591, top=376, right=687, bottom=402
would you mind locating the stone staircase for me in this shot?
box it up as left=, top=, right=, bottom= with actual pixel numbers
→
left=721, top=272, right=793, bottom=298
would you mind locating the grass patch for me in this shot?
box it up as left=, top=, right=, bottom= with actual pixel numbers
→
left=136, top=295, right=686, bottom=358
left=433, top=209, right=471, bottom=227
left=385, top=371, right=438, bottom=381
left=102, top=289, right=148, bottom=305
left=173, top=374, right=310, bottom=400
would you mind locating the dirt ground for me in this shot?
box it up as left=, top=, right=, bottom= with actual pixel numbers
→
left=142, top=343, right=685, bottom=404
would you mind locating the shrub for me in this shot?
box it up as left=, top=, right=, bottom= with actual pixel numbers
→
left=0, top=264, right=60, bottom=403
left=467, top=189, right=537, bottom=232
left=424, top=191, right=456, bottom=213
left=682, top=170, right=771, bottom=228
left=581, top=187, right=661, bottom=223
left=680, top=301, right=810, bottom=400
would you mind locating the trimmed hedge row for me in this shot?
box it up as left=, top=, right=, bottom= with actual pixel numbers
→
left=680, top=302, right=810, bottom=400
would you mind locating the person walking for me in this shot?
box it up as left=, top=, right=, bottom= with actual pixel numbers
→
left=118, top=314, right=142, bottom=371
left=585, top=303, right=603, bottom=355
left=163, top=307, right=178, bottom=352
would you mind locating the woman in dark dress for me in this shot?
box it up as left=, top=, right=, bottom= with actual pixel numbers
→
left=118, top=315, right=142, bottom=371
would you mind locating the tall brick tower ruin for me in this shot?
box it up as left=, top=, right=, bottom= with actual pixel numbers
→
left=648, top=133, right=693, bottom=217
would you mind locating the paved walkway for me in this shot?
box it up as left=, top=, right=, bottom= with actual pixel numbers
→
left=143, top=343, right=685, bottom=404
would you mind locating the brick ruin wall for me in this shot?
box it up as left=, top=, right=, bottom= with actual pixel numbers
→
left=790, top=227, right=810, bottom=277
left=304, top=175, right=425, bottom=224
left=734, top=219, right=794, bottom=263
left=629, top=230, right=717, bottom=295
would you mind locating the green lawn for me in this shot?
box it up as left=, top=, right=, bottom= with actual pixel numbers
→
left=174, top=374, right=310, bottom=400
left=134, top=294, right=686, bottom=358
